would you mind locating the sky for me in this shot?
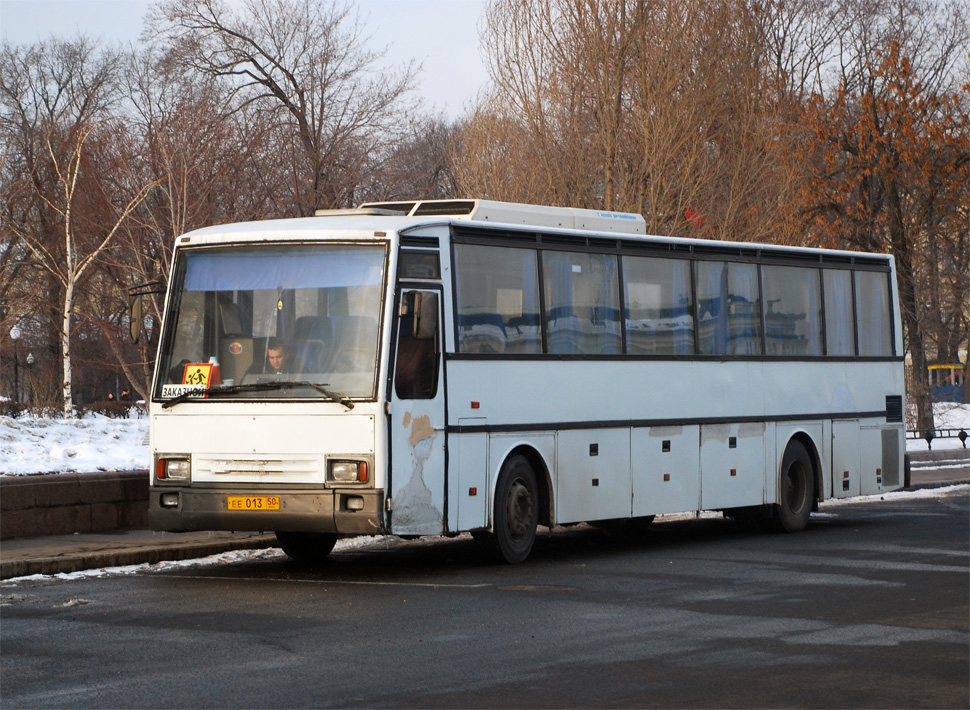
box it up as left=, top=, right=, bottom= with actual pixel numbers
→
left=2, top=404, right=969, bottom=476
left=0, top=0, right=490, bottom=119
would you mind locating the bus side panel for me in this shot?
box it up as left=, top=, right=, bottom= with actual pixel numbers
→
left=831, top=420, right=861, bottom=498
left=451, top=429, right=488, bottom=531
left=860, top=423, right=903, bottom=495
left=631, top=425, right=700, bottom=517
left=555, top=428, right=631, bottom=524
left=700, top=422, right=766, bottom=510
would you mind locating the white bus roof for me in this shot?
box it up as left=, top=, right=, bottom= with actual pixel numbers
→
left=178, top=198, right=889, bottom=265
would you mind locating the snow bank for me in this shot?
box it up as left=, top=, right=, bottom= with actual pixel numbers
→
left=0, top=414, right=148, bottom=476
left=906, top=402, right=970, bottom=451
left=0, top=534, right=392, bottom=584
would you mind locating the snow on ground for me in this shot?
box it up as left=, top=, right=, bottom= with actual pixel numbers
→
left=0, top=534, right=403, bottom=585
left=0, top=412, right=149, bottom=475
left=906, top=402, right=970, bottom=451
left=817, top=483, right=970, bottom=505
left=1, top=403, right=968, bottom=476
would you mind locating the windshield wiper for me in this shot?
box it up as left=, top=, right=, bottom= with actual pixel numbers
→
left=301, top=382, right=355, bottom=410
left=161, top=381, right=354, bottom=410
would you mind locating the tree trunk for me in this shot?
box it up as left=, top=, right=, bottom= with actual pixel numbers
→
left=964, top=330, right=970, bottom=406
left=905, top=309, right=934, bottom=434
left=101, top=323, right=153, bottom=403
left=883, top=175, right=933, bottom=435
left=61, top=281, right=75, bottom=419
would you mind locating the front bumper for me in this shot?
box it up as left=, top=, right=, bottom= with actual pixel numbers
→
left=148, top=485, right=385, bottom=535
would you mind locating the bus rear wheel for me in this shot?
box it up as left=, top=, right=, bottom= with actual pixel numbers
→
left=484, top=455, right=538, bottom=564
left=774, top=440, right=815, bottom=533
left=275, top=531, right=338, bottom=563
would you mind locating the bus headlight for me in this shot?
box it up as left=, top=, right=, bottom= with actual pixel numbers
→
left=329, top=460, right=369, bottom=484
left=156, top=457, right=191, bottom=483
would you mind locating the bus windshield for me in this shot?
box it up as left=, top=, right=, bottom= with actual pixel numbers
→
left=155, top=243, right=387, bottom=402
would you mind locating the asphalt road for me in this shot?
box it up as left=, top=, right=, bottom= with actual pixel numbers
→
left=2, top=489, right=968, bottom=709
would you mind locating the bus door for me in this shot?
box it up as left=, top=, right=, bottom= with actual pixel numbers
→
left=388, top=289, right=446, bottom=535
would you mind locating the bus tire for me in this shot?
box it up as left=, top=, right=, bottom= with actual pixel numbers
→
left=486, top=455, right=538, bottom=564
left=275, top=531, right=338, bottom=563
left=774, top=440, right=815, bottom=533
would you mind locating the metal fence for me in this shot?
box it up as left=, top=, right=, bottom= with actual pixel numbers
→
left=906, top=427, right=969, bottom=449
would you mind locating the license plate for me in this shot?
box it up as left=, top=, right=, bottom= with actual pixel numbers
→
left=227, top=496, right=280, bottom=511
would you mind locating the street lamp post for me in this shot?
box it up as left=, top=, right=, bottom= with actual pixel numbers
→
left=9, top=325, right=21, bottom=406
left=24, top=352, right=35, bottom=408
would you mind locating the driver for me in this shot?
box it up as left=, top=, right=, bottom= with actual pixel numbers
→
left=247, top=338, right=289, bottom=379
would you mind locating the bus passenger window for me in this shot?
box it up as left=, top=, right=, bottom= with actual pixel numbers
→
left=855, top=271, right=893, bottom=356
left=822, top=270, right=856, bottom=356
left=454, top=244, right=541, bottom=354
left=623, top=256, right=693, bottom=354
left=695, top=261, right=763, bottom=356
left=542, top=251, right=621, bottom=354
left=763, top=265, right=822, bottom=356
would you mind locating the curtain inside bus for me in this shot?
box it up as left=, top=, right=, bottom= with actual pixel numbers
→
left=695, top=261, right=762, bottom=355
left=542, top=251, right=621, bottom=354
left=763, top=265, right=823, bottom=356
left=823, top=270, right=855, bottom=356
left=855, top=271, right=894, bottom=356
left=622, top=256, right=693, bottom=355
left=184, top=247, right=384, bottom=291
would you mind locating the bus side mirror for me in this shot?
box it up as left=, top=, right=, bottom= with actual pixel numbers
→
left=401, top=291, right=438, bottom=340
left=129, top=295, right=143, bottom=344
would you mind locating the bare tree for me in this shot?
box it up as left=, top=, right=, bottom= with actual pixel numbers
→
left=452, top=92, right=554, bottom=202
left=457, top=0, right=794, bottom=242
left=1, top=37, right=119, bottom=412
left=1, top=37, right=160, bottom=416
left=100, top=45, right=272, bottom=400
left=148, top=0, right=418, bottom=214
left=24, top=119, right=159, bottom=417
left=360, top=114, right=459, bottom=201
left=790, top=0, right=969, bottom=434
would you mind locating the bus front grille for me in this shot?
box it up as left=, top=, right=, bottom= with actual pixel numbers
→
left=194, top=456, right=322, bottom=478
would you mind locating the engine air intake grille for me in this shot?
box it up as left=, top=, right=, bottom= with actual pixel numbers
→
left=885, top=395, right=903, bottom=423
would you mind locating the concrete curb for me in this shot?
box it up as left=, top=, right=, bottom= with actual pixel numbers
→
left=906, top=448, right=970, bottom=462
left=0, top=532, right=277, bottom=580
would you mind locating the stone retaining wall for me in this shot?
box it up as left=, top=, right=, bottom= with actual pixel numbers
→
left=0, top=471, right=148, bottom=540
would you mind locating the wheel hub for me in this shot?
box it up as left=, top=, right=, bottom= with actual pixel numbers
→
left=507, top=479, right=533, bottom=540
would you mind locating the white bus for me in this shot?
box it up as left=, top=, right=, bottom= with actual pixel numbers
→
left=145, top=199, right=905, bottom=563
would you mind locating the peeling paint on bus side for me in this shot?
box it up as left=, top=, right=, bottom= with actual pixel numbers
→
left=408, top=415, right=436, bottom=447
left=391, top=412, right=443, bottom=533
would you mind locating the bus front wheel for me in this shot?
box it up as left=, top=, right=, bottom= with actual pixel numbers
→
left=774, top=440, right=815, bottom=533
left=485, top=455, right=539, bottom=564
left=275, top=531, right=338, bottom=563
